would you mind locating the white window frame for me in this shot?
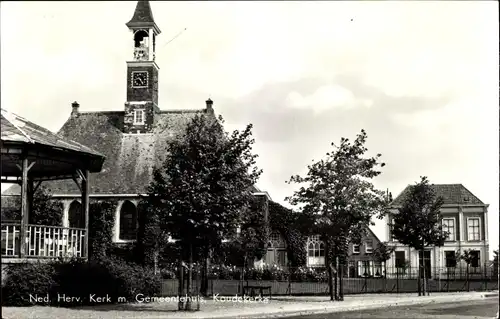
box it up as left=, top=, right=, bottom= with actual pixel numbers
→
left=466, top=217, right=481, bottom=242
left=365, top=240, right=373, bottom=254
left=442, top=217, right=456, bottom=241
left=306, top=235, right=325, bottom=267
left=352, top=244, right=360, bottom=254
left=133, top=109, right=145, bottom=125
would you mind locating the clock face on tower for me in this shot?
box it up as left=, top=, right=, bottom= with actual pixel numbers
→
left=131, top=71, right=148, bottom=87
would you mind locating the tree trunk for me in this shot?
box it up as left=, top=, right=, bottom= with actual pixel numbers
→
left=465, top=263, right=470, bottom=291
left=383, top=261, right=387, bottom=292
left=334, top=256, right=339, bottom=300
left=417, top=252, right=422, bottom=296
left=186, top=244, right=193, bottom=311
left=201, top=247, right=209, bottom=297
left=241, top=254, right=247, bottom=295
left=153, top=250, right=158, bottom=275
left=422, top=253, right=427, bottom=296
left=326, top=242, right=334, bottom=301
left=338, top=257, right=344, bottom=301
left=178, top=257, right=184, bottom=310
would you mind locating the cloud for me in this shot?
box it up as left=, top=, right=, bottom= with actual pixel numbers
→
left=285, top=85, right=356, bottom=114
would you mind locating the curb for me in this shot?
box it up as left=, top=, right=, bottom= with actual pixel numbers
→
left=212, top=294, right=487, bottom=319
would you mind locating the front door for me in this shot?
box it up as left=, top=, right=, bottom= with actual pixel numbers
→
left=418, top=251, right=432, bottom=278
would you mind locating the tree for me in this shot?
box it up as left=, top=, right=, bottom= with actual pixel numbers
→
left=268, top=201, right=314, bottom=267
left=373, top=241, right=395, bottom=277
left=390, top=176, right=448, bottom=296
left=373, top=241, right=395, bottom=292
left=213, top=195, right=268, bottom=294
left=223, top=196, right=268, bottom=266
left=145, top=113, right=261, bottom=310
left=135, top=199, right=169, bottom=273
left=286, top=129, right=387, bottom=301
left=457, top=248, right=479, bottom=290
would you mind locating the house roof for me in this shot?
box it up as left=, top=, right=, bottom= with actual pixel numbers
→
left=3, top=109, right=209, bottom=195
left=126, top=1, right=160, bottom=34
left=391, top=184, right=484, bottom=206
left=365, top=225, right=382, bottom=244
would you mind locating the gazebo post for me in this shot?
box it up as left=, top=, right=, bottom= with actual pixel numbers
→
left=27, top=177, right=34, bottom=224
left=19, top=158, right=29, bottom=258
left=81, top=169, right=90, bottom=260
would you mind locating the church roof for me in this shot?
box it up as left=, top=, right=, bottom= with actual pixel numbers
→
left=126, top=1, right=160, bottom=34
left=391, top=184, right=484, bottom=206
left=3, top=109, right=211, bottom=196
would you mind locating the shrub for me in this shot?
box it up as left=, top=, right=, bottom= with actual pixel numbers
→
left=208, top=265, right=242, bottom=280
left=2, top=262, right=57, bottom=306
left=261, top=265, right=288, bottom=281
left=107, top=243, right=138, bottom=263
left=58, top=257, right=161, bottom=304
left=290, top=266, right=328, bottom=282
left=160, top=268, right=177, bottom=279
left=1, top=257, right=162, bottom=307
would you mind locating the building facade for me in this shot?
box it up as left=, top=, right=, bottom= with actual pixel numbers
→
left=261, top=225, right=387, bottom=278
left=386, top=184, right=490, bottom=279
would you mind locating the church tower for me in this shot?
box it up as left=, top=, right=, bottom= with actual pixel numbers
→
left=124, top=0, right=161, bottom=134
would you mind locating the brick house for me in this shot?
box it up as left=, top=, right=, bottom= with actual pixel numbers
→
left=386, top=184, right=490, bottom=279
left=2, top=0, right=270, bottom=245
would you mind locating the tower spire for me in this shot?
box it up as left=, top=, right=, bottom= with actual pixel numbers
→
left=126, top=1, right=161, bottom=35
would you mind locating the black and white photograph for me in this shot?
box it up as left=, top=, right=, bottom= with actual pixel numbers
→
left=1, top=1, right=498, bottom=318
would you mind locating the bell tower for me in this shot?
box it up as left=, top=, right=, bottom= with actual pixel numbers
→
left=124, top=0, right=161, bottom=134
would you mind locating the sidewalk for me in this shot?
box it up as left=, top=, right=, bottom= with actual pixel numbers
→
left=2, top=291, right=498, bottom=319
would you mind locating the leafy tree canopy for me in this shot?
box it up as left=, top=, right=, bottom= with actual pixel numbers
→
left=390, top=176, right=448, bottom=250
left=286, top=129, right=387, bottom=257
left=373, top=241, right=395, bottom=263
left=145, top=114, right=262, bottom=256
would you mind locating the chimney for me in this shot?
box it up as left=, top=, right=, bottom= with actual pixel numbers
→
left=205, top=98, right=213, bottom=113
left=71, top=101, right=80, bottom=118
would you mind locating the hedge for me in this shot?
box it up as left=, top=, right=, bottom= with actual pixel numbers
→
left=1, top=257, right=161, bottom=307
left=159, top=264, right=330, bottom=282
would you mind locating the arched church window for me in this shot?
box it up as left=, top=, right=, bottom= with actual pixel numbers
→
left=68, top=200, right=84, bottom=229
left=119, top=201, right=138, bottom=240
left=306, top=235, right=325, bottom=267
left=269, top=231, right=287, bottom=249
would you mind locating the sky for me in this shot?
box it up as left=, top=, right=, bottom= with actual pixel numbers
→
left=1, top=1, right=498, bottom=256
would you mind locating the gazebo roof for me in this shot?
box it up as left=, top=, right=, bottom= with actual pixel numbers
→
left=1, top=108, right=106, bottom=182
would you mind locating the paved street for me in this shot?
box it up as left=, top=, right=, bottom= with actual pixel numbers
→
left=286, top=297, right=499, bottom=319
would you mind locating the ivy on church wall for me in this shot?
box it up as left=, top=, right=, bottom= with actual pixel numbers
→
left=268, top=201, right=308, bottom=267
left=88, top=199, right=118, bottom=261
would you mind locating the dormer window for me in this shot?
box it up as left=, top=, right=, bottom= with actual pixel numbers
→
left=133, top=109, right=145, bottom=125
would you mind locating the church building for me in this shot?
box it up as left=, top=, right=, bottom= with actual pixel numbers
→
left=2, top=0, right=270, bottom=245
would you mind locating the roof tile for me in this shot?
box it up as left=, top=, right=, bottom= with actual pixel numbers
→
left=391, top=184, right=484, bottom=206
